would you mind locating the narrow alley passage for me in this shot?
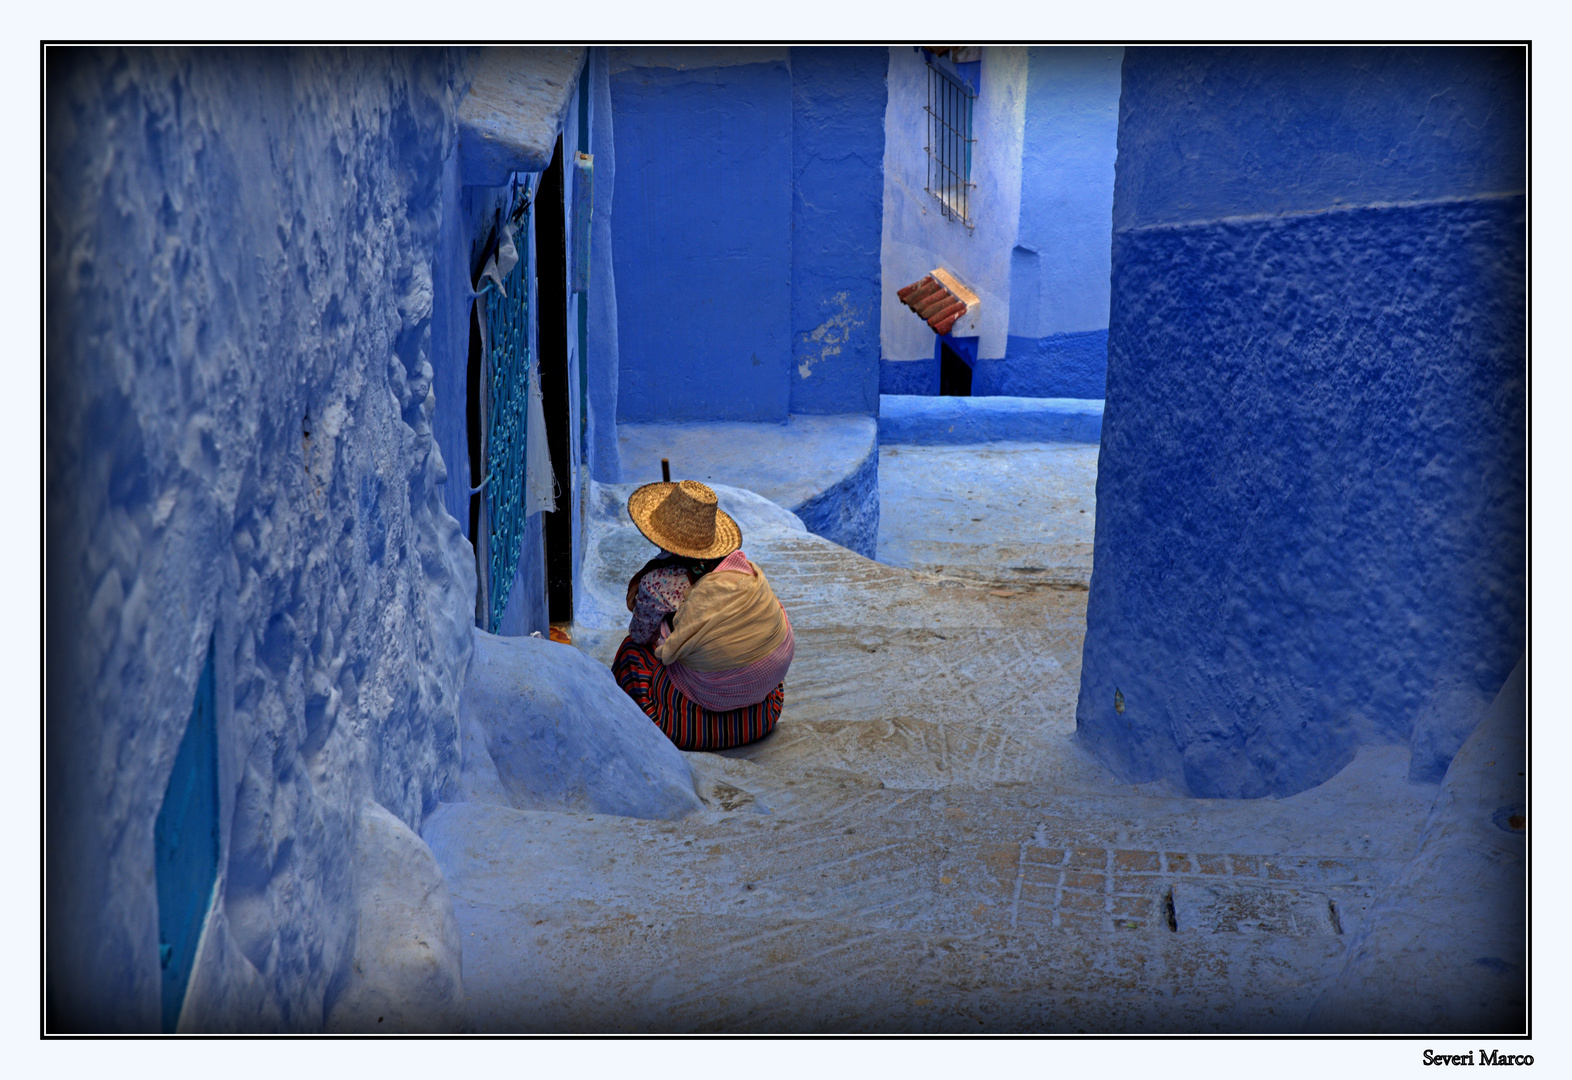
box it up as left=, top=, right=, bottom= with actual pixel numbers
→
left=424, top=447, right=1436, bottom=1032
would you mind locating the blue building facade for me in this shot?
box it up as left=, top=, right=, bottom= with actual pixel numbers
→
left=879, top=46, right=1122, bottom=400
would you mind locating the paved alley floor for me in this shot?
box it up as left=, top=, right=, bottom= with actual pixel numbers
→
left=877, top=441, right=1099, bottom=586
left=425, top=457, right=1437, bottom=1033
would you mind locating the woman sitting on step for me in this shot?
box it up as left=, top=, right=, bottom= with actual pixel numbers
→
left=613, top=479, right=794, bottom=751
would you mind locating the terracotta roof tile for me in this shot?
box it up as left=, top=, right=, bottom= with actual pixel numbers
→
left=896, top=268, right=979, bottom=337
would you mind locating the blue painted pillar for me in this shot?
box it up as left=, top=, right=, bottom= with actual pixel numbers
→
left=1077, top=47, right=1525, bottom=798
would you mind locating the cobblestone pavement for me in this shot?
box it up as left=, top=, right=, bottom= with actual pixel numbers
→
left=427, top=466, right=1435, bottom=1033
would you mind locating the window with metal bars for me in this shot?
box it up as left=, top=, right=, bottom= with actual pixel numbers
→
left=925, top=55, right=977, bottom=227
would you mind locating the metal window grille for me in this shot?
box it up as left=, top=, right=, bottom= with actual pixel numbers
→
left=925, top=58, right=976, bottom=227
left=482, top=197, right=532, bottom=633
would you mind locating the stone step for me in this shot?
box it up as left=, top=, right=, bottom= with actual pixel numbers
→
left=878, top=394, right=1103, bottom=445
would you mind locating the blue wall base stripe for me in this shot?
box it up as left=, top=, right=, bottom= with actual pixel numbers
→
left=880, top=329, right=1109, bottom=400
left=880, top=359, right=938, bottom=397
left=977, top=330, right=1109, bottom=399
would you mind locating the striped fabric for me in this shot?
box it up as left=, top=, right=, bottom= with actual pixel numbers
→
left=613, top=636, right=782, bottom=751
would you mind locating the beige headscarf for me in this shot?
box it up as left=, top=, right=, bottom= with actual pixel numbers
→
left=655, top=559, right=788, bottom=672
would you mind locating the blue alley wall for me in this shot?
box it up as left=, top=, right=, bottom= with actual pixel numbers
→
left=1077, top=46, right=1526, bottom=799
left=611, top=53, right=794, bottom=423
left=612, top=49, right=887, bottom=424
left=983, top=46, right=1122, bottom=400
left=432, top=51, right=604, bottom=637
left=47, top=46, right=478, bottom=1030
left=790, top=48, right=887, bottom=416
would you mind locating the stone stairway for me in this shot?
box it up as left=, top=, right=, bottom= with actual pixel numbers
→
left=424, top=472, right=1435, bottom=1033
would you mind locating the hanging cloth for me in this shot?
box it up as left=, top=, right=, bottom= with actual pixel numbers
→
left=524, top=321, right=557, bottom=515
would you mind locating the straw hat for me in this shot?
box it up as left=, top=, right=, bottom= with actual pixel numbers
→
left=627, top=480, right=742, bottom=560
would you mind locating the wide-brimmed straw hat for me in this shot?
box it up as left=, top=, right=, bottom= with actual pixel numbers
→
left=627, top=480, right=742, bottom=560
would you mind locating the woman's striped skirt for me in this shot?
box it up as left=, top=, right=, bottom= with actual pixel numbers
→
left=613, top=637, right=782, bottom=751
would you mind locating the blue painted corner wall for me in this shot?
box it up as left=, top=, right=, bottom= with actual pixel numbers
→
left=789, top=47, right=887, bottom=416
left=1077, top=46, right=1526, bottom=799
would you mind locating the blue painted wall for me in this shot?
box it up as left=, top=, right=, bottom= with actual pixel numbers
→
left=789, top=47, right=887, bottom=416
left=974, top=330, right=1109, bottom=399
left=993, top=47, right=1121, bottom=399
left=1077, top=46, right=1525, bottom=798
left=611, top=53, right=793, bottom=423
left=1110, top=46, right=1526, bottom=229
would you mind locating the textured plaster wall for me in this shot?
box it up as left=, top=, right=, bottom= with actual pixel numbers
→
left=610, top=50, right=793, bottom=423
left=1111, top=46, right=1526, bottom=229
left=47, top=47, right=478, bottom=1030
left=1077, top=46, right=1526, bottom=799
left=881, top=46, right=1027, bottom=364
left=789, top=47, right=887, bottom=416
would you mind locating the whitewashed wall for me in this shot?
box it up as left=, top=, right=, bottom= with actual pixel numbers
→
left=880, top=46, right=1027, bottom=362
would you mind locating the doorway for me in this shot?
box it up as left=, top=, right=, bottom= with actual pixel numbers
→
left=536, top=135, right=574, bottom=623
left=939, top=341, right=973, bottom=396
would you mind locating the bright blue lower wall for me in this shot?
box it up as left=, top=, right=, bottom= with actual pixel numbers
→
left=973, top=331, right=1108, bottom=399
left=789, top=47, right=886, bottom=416
left=1078, top=195, right=1525, bottom=798
left=879, top=395, right=1103, bottom=445
left=611, top=60, right=793, bottom=423
left=879, top=330, right=1107, bottom=399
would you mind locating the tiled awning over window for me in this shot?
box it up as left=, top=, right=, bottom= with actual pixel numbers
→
left=896, top=267, right=979, bottom=337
